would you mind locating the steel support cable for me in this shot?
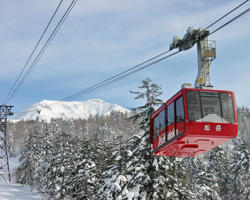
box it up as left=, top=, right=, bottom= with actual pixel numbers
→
left=25, top=8, right=250, bottom=111
left=12, top=50, right=177, bottom=115
left=7, top=0, right=247, bottom=104
left=14, top=0, right=77, bottom=91
left=15, top=50, right=178, bottom=115
left=62, top=50, right=181, bottom=102
left=60, top=8, right=250, bottom=103
left=14, top=50, right=179, bottom=116
left=44, top=8, right=250, bottom=106
left=13, top=0, right=247, bottom=102
left=12, top=6, right=250, bottom=116
left=209, top=8, right=250, bottom=35
left=61, top=50, right=172, bottom=101
left=4, top=0, right=77, bottom=104
left=53, top=4, right=250, bottom=102
left=2, top=0, right=64, bottom=104
left=30, top=1, right=250, bottom=103
left=204, top=0, right=249, bottom=31
left=5, top=0, right=77, bottom=104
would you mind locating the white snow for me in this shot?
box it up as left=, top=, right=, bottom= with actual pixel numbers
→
left=60, top=166, right=65, bottom=173
left=0, top=183, right=46, bottom=200
left=126, top=150, right=133, bottom=157
left=11, top=99, right=129, bottom=122
left=196, top=114, right=229, bottom=123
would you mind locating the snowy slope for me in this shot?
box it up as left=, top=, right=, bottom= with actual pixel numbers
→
left=11, top=99, right=129, bottom=122
left=0, top=183, right=46, bottom=200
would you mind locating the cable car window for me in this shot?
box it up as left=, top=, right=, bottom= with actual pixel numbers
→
left=220, top=93, right=235, bottom=123
left=200, top=92, right=222, bottom=123
left=159, top=109, right=166, bottom=133
left=154, top=115, right=159, bottom=141
left=168, top=102, right=175, bottom=126
left=186, top=91, right=202, bottom=121
left=176, top=96, right=184, bottom=122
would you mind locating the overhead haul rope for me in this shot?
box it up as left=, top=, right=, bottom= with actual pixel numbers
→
left=14, top=49, right=177, bottom=115
left=13, top=3, right=250, bottom=116
left=3, top=0, right=78, bottom=104
left=2, top=0, right=65, bottom=105
left=209, top=8, right=250, bottom=36
left=204, top=0, right=249, bottom=31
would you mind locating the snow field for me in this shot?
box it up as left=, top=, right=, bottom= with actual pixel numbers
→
left=0, top=183, right=46, bottom=200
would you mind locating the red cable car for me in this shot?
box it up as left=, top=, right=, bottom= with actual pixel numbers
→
left=150, top=88, right=238, bottom=157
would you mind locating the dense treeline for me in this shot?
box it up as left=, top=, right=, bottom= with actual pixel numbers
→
left=11, top=112, right=136, bottom=199
left=9, top=79, right=250, bottom=200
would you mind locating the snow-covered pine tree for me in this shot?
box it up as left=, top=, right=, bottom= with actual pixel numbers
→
left=189, top=156, right=214, bottom=199
left=130, top=78, right=163, bottom=131
left=238, top=106, right=250, bottom=143
left=98, top=134, right=133, bottom=199
left=66, top=139, right=99, bottom=200
left=181, top=157, right=201, bottom=199
left=44, top=129, right=77, bottom=200
left=33, top=124, right=54, bottom=196
left=101, top=78, right=187, bottom=199
left=205, top=146, right=231, bottom=200
left=16, top=120, right=43, bottom=187
left=122, top=78, right=164, bottom=199
left=226, top=138, right=249, bottom=200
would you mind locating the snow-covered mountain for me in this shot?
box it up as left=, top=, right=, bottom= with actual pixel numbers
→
left=11, top=99, right=129, bottom=122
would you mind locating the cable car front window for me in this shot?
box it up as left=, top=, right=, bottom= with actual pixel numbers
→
left=187, top=90, right=235, bottom=123
left=186, top=91, right=202, bottom=121
left=200, top=92, right=222, bottom=123
left=220, top=93, right=235, bottom=123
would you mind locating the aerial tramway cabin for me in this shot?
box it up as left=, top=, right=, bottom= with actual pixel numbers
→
left=150, top=87, right=238, bottom=157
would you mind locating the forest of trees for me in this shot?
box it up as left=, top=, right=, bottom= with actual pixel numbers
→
left=7, top=79, right=250, bottom=200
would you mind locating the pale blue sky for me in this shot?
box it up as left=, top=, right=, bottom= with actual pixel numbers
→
left=0, top=0, right=249, bottom=113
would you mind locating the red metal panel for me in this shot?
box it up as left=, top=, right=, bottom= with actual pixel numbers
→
left=176, top=121, right=184, bottom=136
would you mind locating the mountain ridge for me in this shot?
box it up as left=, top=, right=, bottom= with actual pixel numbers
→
left=11, top=99, right=129, bottom=122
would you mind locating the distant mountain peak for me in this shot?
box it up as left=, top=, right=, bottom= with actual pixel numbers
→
left=11, top=99, right=129, bottom=122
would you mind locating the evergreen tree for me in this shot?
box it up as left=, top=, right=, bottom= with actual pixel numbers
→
left=207, top=146, right=231, bottom=199
left=44, top=130, right=77, bottom=200
left=67, top=139, right=99, bottom=200
left=238, top=106, right=250, bottom=143
left=16, top=121, right=43, bottom=187
left=227, top=138, right=249, bottom=200
left=101, top=78, right=187, bottom=199
left=187, top=156, right=214, bottom=199
left=34, top=124, right=54, bottom=196
left=130, top=78, right=163, bottom=131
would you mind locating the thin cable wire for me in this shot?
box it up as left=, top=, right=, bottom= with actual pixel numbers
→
left=46, top=4, right=250, bottom=103
left=4, top=0, right=77, bottom=104
left=209, top=8, right=249, bottom=35
left=5, top=0, right=77, bottom=104
left=204, top=0, right=249, bottom=31
left=44, top=7, right=250, bottom=106
left=62, top=50, right=172, bottom=101
left=2, top=0, right=64, bottom=104
left=14, top=50, right=180, bottom=116
left=9, top=0, right=77, bottom=100
left=62, top=50, right=181, bottom=102
left=12, top=4, right=250, bottom=116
